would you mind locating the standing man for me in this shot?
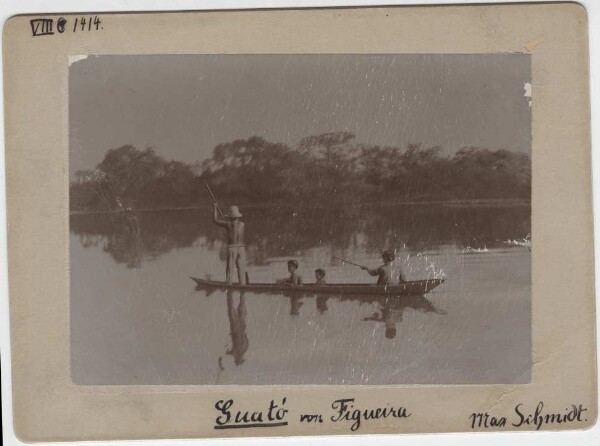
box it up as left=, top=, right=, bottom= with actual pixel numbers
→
left=213, top=203, right=247, bottom=284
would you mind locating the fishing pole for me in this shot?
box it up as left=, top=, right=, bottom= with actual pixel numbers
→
left=205, top=182, right=225, bottom=219
left=333, top=255, right=367, bottom=269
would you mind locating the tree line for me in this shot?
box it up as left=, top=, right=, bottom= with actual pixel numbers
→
left=70, top=131, right=531, bottom=212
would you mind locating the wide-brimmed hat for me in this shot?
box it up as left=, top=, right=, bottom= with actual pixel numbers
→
left=227, top=205, right=243, bottom=218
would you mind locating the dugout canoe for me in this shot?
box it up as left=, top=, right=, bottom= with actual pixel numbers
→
left=190, top=277, right=444, bottom=296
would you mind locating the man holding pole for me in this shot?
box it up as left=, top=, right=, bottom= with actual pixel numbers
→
left=207, top=184, right=247, bottom=285
left=334, top=250, right=406, bottom=285
left=361, top=250, right=406, bottom=285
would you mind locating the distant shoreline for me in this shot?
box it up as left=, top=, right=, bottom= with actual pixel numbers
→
left=69, top=198, right=530, bottom=216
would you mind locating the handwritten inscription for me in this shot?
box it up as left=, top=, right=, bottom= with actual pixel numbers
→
left=213, top=398, right=289, bottom=430
left=211, top=397, right=587, bottom=433
left=299, top=413, right=324, bottom=423
left=469, top=412, right=507, bottom=428
left=72, top=16, right=103, bottom=33
left=329, top=398, right=411, bottom=431
left=470, top=402, right=588, bottom=430
left=30, top=19, right=54, bottom=37
left=30, top=16, right=103, bottom=37
left=213, top=397, right=410, bottom=431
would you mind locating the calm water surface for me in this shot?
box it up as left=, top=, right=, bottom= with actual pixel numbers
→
left=70, top=205, right=531, bottom=385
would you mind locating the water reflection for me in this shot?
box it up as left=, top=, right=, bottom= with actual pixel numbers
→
left=362, top=295, right=447, bottom=339
left=70, top=204, right=530, bottom=268
left=70, top=225, right=531, bottom=384
left=225, top=291, right=249, bottom=366
left=316, top=295, right=329, bottom=314
left=214, top=286, right=446, bottom=368
left=289, top=295, right=304, bottom=316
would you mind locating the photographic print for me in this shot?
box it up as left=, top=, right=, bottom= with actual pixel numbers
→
left=4, top=4, right=595, bottom=441
left=69, top=53, right=532, bottom=385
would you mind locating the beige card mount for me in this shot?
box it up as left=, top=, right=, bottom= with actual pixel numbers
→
left=3, top=3, right=596, bottom=441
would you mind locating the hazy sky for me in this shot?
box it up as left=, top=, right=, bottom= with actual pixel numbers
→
left=69, top=54, right=531, bottom=178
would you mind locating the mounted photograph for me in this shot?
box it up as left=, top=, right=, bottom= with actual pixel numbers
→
left=69, top=53, right=532, bottom=385
left=5, top=3, right=595, bottom=441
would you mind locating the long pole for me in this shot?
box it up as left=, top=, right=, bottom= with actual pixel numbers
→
left=333, top=255, right=367, bottom=269
left=205, top=183, right=225, bottom=219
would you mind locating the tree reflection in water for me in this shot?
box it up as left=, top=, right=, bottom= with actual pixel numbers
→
left=70, top=204, right=530, bottom=268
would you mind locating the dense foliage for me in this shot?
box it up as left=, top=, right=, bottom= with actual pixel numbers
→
left=70, top=132, right=530, bottom=212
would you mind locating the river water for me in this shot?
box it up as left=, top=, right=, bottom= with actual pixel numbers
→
left=70, top=204, right=531, bottom=385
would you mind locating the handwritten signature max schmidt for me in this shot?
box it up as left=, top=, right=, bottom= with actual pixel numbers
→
left=469, top=402, right=589, bottom=430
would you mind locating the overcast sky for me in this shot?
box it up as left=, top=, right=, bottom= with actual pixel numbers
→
left=69, top=54, right=531, bottom=178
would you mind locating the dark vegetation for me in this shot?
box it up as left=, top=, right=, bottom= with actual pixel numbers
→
left=70, top=131, right=531, bottom=212
left=71, top=206, right=531, bottom=268
left=70, top=132, right=531, bottom=267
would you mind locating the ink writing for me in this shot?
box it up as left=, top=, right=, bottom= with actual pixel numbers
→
left=512, top=402, right=588, bottom=430
left=469, top=402, right=588, bottom=430
left=330, top=398, right=411, bottom=431
left=213, top=398, right=289, bottom=430
left=299, top=413, right=324, bottom=423
left=30, top=16, right=103, bottom=37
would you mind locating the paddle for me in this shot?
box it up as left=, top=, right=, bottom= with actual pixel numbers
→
left=205, top=182, right=225, bottom=219
left=333, top=255, right=368, bottom=269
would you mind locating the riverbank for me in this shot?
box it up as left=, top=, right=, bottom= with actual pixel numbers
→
left=69, top=198, right=530, bottom=215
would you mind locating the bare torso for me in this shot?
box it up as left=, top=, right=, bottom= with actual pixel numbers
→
left=213, top=208, right=245, bottom=245
left=225, top=220, right=244, bottom=245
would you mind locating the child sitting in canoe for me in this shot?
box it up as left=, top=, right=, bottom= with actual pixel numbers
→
left=314, top=268, right=327, bottom=285
left=277, top=259, right=303, bottom=285
left=361, top=250, right=407, bottom=285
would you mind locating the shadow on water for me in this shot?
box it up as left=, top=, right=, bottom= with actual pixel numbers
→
left=213, top=288, right=445, bottom=369
left=70, top=203, right=530, bottom=268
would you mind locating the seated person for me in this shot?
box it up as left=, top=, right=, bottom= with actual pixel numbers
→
left=277, top=259, right=303, bottom=285
left=361, top=250, right=406, bottom=285
left=314, top=268, right=327, bottom=285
